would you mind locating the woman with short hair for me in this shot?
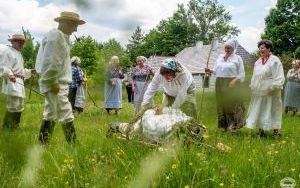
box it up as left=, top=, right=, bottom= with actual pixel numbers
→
left=246, top=39, right=285, bottom=138
left=132, top=56, right=154, bottom=113
left=104, top=56, right=124, bottom=115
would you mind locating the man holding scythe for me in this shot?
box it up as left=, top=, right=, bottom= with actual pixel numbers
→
left=35, top=11, right=85, bottom=144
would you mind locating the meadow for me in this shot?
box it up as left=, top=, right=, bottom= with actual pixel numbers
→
left=0, top=77, right=299, bottom=188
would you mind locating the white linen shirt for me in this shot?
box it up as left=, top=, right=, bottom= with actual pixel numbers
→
left=142, top=65, right=194, bottom=108
left=213, top=54, right=245, bottom=82
left=0, top=46, right=31, bottom=98
left=249, top=55, right=285, bottom=96
left=35, top=29, right=72, bottom=93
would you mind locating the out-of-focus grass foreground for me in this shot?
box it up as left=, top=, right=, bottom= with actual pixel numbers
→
left=0, top=65, right=299, bottom=188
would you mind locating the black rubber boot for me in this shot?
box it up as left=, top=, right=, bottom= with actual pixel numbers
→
left=11, top=112, right=22, bottom=129
left=62, top=121, right=76, bottom=144
left=39, top=120, right=56, bottom=145
left=2, top=111, right=13, bottom=129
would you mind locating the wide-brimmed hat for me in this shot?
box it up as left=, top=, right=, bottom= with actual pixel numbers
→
left=54, top=11, right=85, bottom=25
left=8, top=34, right=26, bottom=42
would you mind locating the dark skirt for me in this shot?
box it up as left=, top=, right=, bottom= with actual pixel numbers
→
left=215, top=78, right=245, bottom=129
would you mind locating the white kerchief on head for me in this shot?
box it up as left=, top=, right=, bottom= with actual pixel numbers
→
left=224, top=39, right=238, bottom=53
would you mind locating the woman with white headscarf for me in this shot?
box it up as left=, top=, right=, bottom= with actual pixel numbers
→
left=205, top=39, right=245, bottom=132
left=104, top=56, right=124, bottom=115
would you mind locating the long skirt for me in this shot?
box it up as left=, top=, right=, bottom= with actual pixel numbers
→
left=246, top=91, right=282, bottom=130
left=215, top=78, right=245, bottom=129
left=134, top=81, right=151, bottom=113
left=74, top=84, right=85, bottom=110
left=105, top=79, right=122, bottom=109
left=284, top=81, right=300, bottom=110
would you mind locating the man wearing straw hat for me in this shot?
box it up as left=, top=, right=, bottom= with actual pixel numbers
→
left=0, top=34, right=35, bottom=129
left=35, top=11, right=85, bottom=144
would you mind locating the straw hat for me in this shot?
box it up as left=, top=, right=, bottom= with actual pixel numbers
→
left=8, top=34, right=26, bottom=42
left=54, top=11, right=85, bottom=25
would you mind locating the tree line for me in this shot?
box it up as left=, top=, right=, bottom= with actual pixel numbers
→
left=20, top=0, right=299, bottom=75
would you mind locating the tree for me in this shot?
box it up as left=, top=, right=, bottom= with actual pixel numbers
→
left=262, top=0, right=300, bottom=56
left=102, top=39, right=131, bottom=68
left=188, top=0, right=240, bottom=44
left=71, top=36, right=99, bottom=75
left=21, top=28, right=36, bottom=68
left=127, top=26, right=144, bottom=62
left=141, top=4, right=199, bottom=56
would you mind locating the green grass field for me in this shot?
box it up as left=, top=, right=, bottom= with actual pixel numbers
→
left=0, top=82, right=299, bottom=188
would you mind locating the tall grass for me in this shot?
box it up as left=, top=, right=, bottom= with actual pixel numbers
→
left=0, top=78, right=299, bottom=187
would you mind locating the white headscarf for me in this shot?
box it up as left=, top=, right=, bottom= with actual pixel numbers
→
left=224, top=39, right=239, bottom=53
left=71, top=56, right=81, bottom=65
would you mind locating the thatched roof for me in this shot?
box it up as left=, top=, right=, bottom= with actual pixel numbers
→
left=147, top=41, right=256, bottom=74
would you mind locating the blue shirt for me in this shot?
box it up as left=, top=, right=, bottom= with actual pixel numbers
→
left=69, top=63, right=83, bottom=88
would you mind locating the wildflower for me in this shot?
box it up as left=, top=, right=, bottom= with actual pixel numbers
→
left=172, top=164, right=177, bottom=169
left=219, top=182, right=224, bottom=186
left=158, top=147, right=164, bottom=152
left=184, top=185, right=190, bottom=188
left=166, top=176, right=170, bottom=180
left=203, top=134, right=209, bottom=139
left=274, top=151, right=278, bottom=154
left=231, top=173, right=235, bottom=178
left=216, top=143, right=232, bottom=153
left=290, top=168, right=296, bottom=172
left=197, top=153, right=201, bottom=157
left=281, top=140, right=287, bottom=144
left=267, top=151, right=272, bottom=155
left=100, top=155, right=105, bottom=159
left=64, top=159, right=69, bottom=164
left=189, top=162, right=193, bottom=166
left=69, top=159, right=74, bottom=164
left=248, top=159, right=252, bottom=162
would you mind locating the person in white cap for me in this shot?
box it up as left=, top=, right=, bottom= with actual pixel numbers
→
left=141, top=58, right=197, bottom=118
left=205, top=38, right=245, bottom=133
left=35, top=11, right=85, bottom=144
left=0, top=34, right=35, bottom=129
left=68, top=56, right=86, bottom=113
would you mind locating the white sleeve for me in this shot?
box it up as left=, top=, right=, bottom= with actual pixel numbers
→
left=172, top=74, right=190, bottom=109
left=37, top=38, right=64, bottom=86
left=0, top=50, right=14, bottom=77
left=270, top=59, right=285, bottom=90
left=141, top=70, right=161, bottom=105
left=236, top=56, right=245, bottom=82
left=23, top=69, right=32, bottom=80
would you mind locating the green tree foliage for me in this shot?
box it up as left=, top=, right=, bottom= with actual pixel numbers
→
left=142, top=4, right=199, bottom=56
left=126, top=26, right=145, bottom=62
left=21, top=28, right=36, bottom=68
left=188, top=0, right=240, bottom=44
left=133, top=1, right=239, bottom=57
left=295, top=47, right=300, bottom=59
left=101, top=38, right=131, bottom=68
left=71, top=36, right=99, bottom=75
left=262, top=0, right=300, bottom=56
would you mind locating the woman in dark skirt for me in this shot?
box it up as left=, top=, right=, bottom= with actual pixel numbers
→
left=206, top=39, right=245, bottom=132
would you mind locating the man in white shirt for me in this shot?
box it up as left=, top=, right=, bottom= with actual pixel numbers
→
left=0, top=34, right=35, bottom=129
left=35, top=11, right=85, bottom=144
left=141, top=59, right=197, bottom=118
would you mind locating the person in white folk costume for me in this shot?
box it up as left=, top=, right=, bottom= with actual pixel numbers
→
left=205, top=38, right=245, bottom=133
left=141, top=58, right=197, bottom=119
left=35, top=11, right=85, bottom=144
left=0, top=34, right=35, bottom=129
left=246, top=39, right=285, bottom=138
